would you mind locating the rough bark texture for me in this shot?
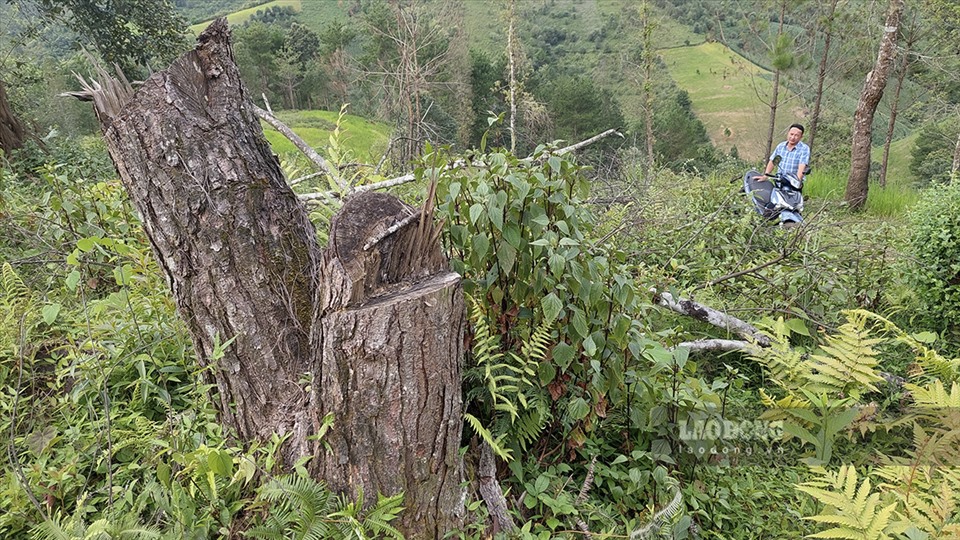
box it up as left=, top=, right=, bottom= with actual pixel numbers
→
left=81, top=19, right=464, bottom=538
left=844, top=0, right=904, bottom=209
left=0, top=80, right=27, bottom=156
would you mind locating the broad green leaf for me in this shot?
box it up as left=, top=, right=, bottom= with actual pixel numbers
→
left=568, top=397, right=590, bottom=421
left=76, top=236, right=99, bottom=252
left=41, top=303, right=61, bottom=325
left=469, top=203, right=484, bottom=225
left=472, top=233, right=490, bottom=259
left=503, top=223, right=522, bottom=249
left=583, top=335, right=597, bottom=357
left=488, top=203, right=504, bottom=231
left=553, top=343, right=576, bottom=371
left=571, top=310, right=589, bottom=338
left=541, top=293, right=562, bottom=322
left=785, top=318, right=811, bottom=337
left=497, top=243, right=517, bottom=273
left=538, top=361, right=556, bottom=385
left=208, top=449, right=233, bottom=478
left=65, top=270, right=81, bottom=291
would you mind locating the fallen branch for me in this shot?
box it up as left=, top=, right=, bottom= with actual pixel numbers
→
left=297, top=129, right=623, bottom=201
left=553, top=128, right=623, bottom=156
left=694, top=253, right=787, bottom=291
left=676, top=339, right=761, bottom=354
left=478, top=441, right=516, bottom=534
left=653, top=290, right=770, bottom=348
left=251, top=104, right=346, bottom=192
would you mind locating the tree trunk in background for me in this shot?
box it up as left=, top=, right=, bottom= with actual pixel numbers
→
left=807, top=0, right=839, bottom=154
left=764, top=0, right=789, bottom=158
left=879, top=7, right=920, bottom=188
left=0, top=81, right=27, bottom=157
left=878, top=49, right=909, bottom=188
left=845, top=0, right=904, bottom=210
left=953, top=127, right=960, bottom=177
left=79, top=19, right=465, bottom=538
left=765, top=69, right=781, bottom=159
left=641, top=0, right=655, bottom=178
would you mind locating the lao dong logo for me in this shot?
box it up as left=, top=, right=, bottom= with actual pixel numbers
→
left=679, top=418, right=784, bottom=443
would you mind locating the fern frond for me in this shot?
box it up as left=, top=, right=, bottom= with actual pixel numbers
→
left=464, top=412, right=513, bottom=461
left=1, top=262, right=30, bottom=303
left=509, top=388, right=552, bottom=450
left=906, top=380, right=960, bottom=409
left=758, top=388, right=810, bottom=422
left=853, top=309, right=960, bottom=384
left=797, top=465, right=897, bottom=540
left=747, top=317, right=807, bottom=389
left=805, top=313, right=884, bottom=397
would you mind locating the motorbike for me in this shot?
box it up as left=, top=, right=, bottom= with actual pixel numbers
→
left=743, top=156, right=804, bottom=225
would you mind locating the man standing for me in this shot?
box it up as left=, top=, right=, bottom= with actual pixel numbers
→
left=765, top=123, right=810, bottom=180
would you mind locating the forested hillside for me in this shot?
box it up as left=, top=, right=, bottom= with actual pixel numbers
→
left=2, top=0, right=960, bottom=539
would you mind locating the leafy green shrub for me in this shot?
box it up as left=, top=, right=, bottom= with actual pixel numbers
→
left=908, top=180, right=960, bottom=343
left=433, top=143, right=654, bottom=453
left=910, top=120, right=960, bottom=187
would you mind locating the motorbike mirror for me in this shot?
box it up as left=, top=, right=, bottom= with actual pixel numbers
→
left=772, top=155, right=782, bottom=166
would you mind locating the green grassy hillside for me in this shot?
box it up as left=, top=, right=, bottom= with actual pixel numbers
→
left=261, top=109, right=391, bottom=166
left=660, top=42, right=805, bottom=163
left=181, top=0, right=920, bottom=183
left=189, top=0, right=301, bottom=34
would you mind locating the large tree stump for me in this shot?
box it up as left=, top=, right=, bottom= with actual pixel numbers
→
left=77, top=19, right=465, bottom=538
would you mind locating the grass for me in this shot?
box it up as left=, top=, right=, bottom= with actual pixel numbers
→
left=261, top=109, right=391, bottom=166
left=660, top=42, right=804, bottom=163
left=188, top=0, right=302, bottom=34
left=803, top=167, right=918, bottom=218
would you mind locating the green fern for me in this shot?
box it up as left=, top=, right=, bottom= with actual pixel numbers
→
left=462, top=295, right=551, bottom=461
left=797, top=465, right=898, bottom=540
left=245, top=475, right=404, bottom=540
left=1, top=261, right=30, bottom=303
left=805, top=311, right=884, bottom=398
left=875, top=463, right=960, bottom=537
left=750, top=316, right=809, bottom=389
left=852, top=309, right=960, bottom=384
left=30, top=512, right=165, bottom=540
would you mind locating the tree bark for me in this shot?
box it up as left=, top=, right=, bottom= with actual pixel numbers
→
left=0, top=80, right=27, bottom=157
left=77, top=19, right=464, bottom=538
left=844, top=0, right=904, bottom=209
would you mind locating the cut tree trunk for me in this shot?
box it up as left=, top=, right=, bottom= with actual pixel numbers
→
left=75, top=19, right=464, bottom=538
left=845, top=0, right=904, bottom=209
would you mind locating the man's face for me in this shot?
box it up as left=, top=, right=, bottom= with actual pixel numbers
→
left=786, top=127, right=803, bottom=146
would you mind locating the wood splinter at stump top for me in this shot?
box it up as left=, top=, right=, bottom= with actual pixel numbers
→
left=329, top=191, right=450, bottom=308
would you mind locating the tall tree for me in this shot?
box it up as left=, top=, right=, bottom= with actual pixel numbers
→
left=75, top=20, right=466, bottom=537
left=360, top=0, right=466, bottom=164
left=805, top=0, right=840, bottom=154
left=878, top=7, right=926, bottom=187
left=763, top=0, right=796, bottom=158
left=844, top=0, right=904, bottom=209
left=20, top=0, right=188, bottom=76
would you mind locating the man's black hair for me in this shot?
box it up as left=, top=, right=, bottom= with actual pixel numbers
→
left=789, top=123, right=805, bottom=134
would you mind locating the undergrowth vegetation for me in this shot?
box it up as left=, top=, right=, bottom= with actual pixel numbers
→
left=2, top=130, right=959, bottom=539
